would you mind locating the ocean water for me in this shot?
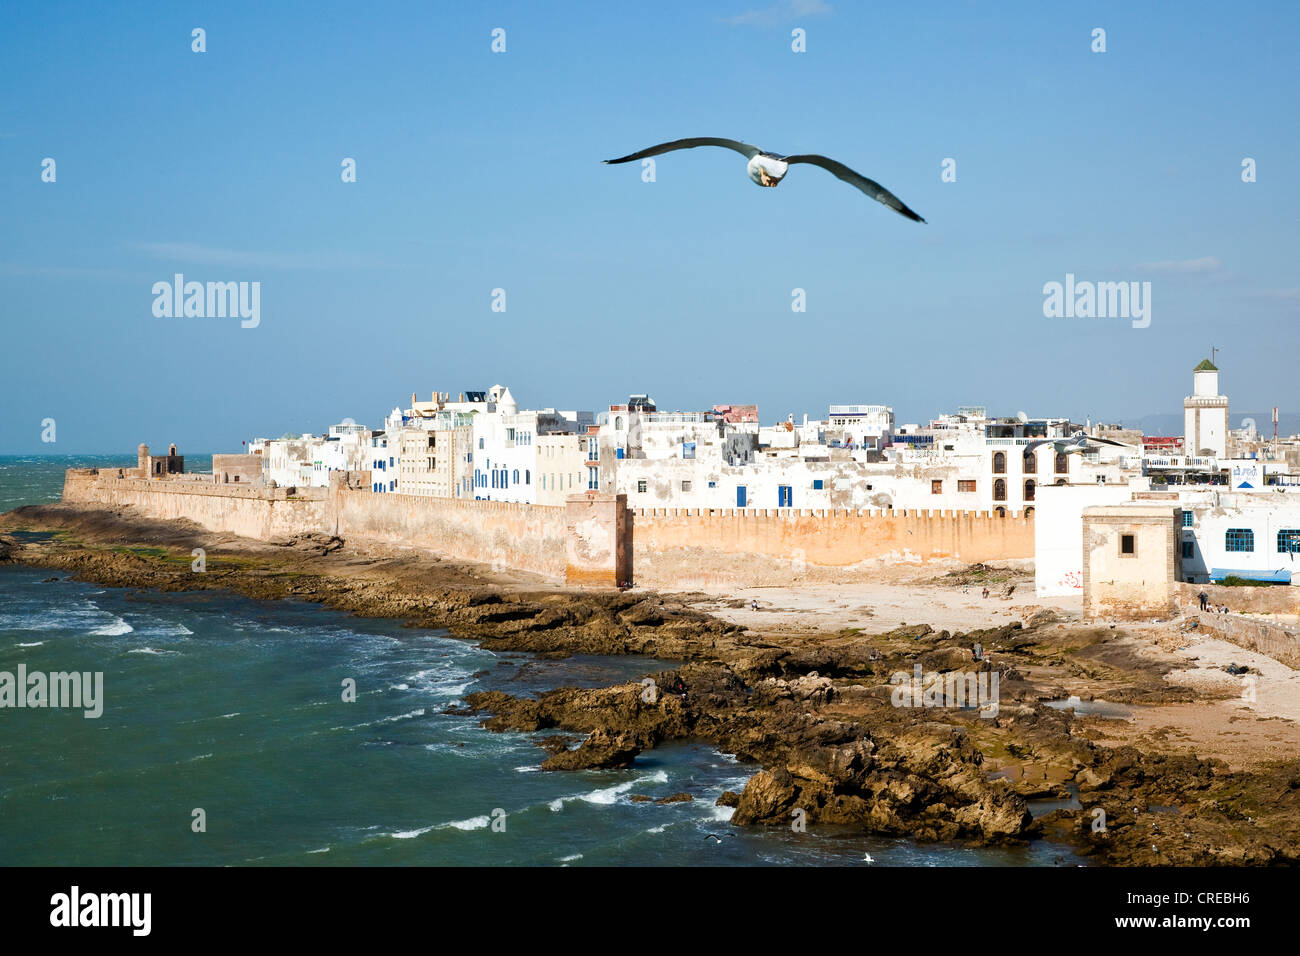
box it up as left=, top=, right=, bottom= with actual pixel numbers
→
left=0, top=456, right=1076, bottom=866
left=0, top=454, right=212, bottom=513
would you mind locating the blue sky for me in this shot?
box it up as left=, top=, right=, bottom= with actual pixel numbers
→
left=3, top=0, right=1297, bottom=452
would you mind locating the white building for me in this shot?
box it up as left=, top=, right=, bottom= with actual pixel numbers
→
left=1179, top=490, right=1300, bottom=585
left=827, top=404, right=894, bottom=449
left=1184, top=358, right=1229, bottom=458
left=535, top=433, right=588, bottom=506
left=257, top=421, right=373, bottom=489
left=1036, top=482, right=1300, bottom=595
left=369, top=430, right=396, bottom=492
left=1034, top=481, right=1152, bottom=596
left=391, top=390, right=486, bottom=498
left=471, top=385, right=593, bottom=503
left=592, top=400, right=1138, bottom=514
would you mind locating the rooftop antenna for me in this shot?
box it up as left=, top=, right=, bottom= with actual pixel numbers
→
left=1211, top=345, right=1219, bottom=366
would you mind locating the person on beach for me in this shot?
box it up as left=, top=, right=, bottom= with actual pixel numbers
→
left=982, top=587, right=989, bottom=599
left=1198, top=590, right=1209, bottom=611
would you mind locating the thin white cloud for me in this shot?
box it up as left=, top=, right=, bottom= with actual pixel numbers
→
left=1134, top=256, right=1222, bottom=275
left=0, top=261, right=127, bottom=280
left=723, top=0, right=831, bottom=26
left=131, top=242, right=402, bottom=271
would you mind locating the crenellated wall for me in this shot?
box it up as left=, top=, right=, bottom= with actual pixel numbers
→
left=60, top=469, right=1035, bottom=587
left=627, top=506, right=1035, bottom=588
left=327, top=483, right=567, bottom=578
left=62, top=470, right=327, bottom=540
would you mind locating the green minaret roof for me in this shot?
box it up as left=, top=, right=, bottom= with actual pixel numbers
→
left=1194, top=358, right=1218, bottom=371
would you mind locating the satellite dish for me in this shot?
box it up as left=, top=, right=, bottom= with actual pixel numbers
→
left=1017, top=411, right=1029, bottom=423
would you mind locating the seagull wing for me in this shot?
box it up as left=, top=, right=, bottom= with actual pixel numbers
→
left=1081, top=435, right=1127, bottom=447
left=1023, top=439, right=1052, bottom=455
left=604, top=138, right=762, bottom=164
left=783, top=154, right=926, bottom=222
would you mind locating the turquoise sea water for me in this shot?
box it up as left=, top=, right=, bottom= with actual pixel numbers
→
left=0, top=456, right=1075, bottom=866
left=0, top=454, right=212, bottom=513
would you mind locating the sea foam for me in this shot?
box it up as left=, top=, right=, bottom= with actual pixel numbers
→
left=550, top=770, right=670, bottom=811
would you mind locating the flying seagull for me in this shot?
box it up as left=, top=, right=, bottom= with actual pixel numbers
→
left=1023, top=432, right=1129, bottom=456
left=603, top=137, right=926, bottom=223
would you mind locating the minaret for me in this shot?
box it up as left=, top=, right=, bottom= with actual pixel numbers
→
left=137, top=443, right=150, bottom=478
left=1183, top=358, right=1228, bottom=458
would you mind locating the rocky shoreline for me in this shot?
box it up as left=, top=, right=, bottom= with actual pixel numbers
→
left=3, top=502, right=1299, bottom=865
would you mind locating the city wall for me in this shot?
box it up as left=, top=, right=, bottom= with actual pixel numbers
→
left=1181, top=605, right=1300, bottom=670
left=1176, top=581, right=1300, bottom=616
left=62, top=470, right=327, bottom=540
left=60, top=470, right=1035, bottom=588
left=628, top=507, right=1035, bottom=588
left=328, top=483, right=568, bottom=578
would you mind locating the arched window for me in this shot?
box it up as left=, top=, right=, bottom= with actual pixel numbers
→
left=994, top=478, right=1006, bottom=501
left=995, top=506, right=1006, bottom=517
left=993, top=452, right=1006, bottom=474
left=1023, top=450, right=1037, bottom=474
left=615, top=416, right=624, bottom=431
left=525, top=470, right=530, bottom=485
left=1024, top=506, right=1035, bottom=517
left=1024, top=479, right=1036, bottom=501
left=513, top=469, right=519, bottom=485
left=1055, top=452, right=1069, bottom=474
